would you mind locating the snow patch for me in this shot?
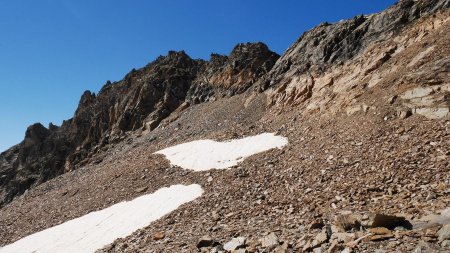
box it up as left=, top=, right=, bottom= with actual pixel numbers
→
left=154, top=133, right=288, bottom=171
left=0, top=184, right=203, bottom=253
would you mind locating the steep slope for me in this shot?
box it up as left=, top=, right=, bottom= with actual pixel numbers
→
left=0, top=43, right=279, bottom=207
left=263, top=0, right=450, bottom=119
left=0, top=0, right=449, bottom=252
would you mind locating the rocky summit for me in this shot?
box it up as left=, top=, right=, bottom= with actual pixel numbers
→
left=1, top=0, right=450, bottom=252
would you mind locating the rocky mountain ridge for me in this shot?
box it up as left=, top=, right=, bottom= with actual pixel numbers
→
left=1, top=0, right=450, bottom=252
left=0, top=43, right=279, bottom=207
left=263, top=0, right=450, bottom=117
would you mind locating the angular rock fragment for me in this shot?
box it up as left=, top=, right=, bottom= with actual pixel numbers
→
left=335, top=213, right=362, bottom=232
left=260, top=233, right=279, bottom=248
left=152, top=231, right=165, bottom=240
left=197, top=235, right=220, bottom=249
left=223, top=237, right=246, bottom=251
left=438, top=224, right=450, bottom=242
left=362, top=213, right=412, bottom=230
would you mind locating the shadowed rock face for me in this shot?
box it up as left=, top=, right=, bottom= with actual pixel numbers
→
left=0, top=43, right=279, bottom=207
left=188, top=42, right=280, bottom=103
left=0, top=123, right=71, bottom=207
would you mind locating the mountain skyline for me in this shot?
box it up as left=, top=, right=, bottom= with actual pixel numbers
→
left=2, top=1, right=450, bottom=251
left=0, top=0, right=396, bottom=152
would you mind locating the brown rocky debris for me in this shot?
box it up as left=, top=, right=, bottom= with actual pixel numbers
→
left=0, top=0, right=449, bottom=253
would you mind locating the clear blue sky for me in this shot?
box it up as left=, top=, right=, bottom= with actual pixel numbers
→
left=0, top=0, right=396, bottom=152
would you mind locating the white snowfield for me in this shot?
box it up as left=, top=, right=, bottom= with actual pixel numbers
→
left=0, top=133, right=288, bottom=253
left=0, top=184, right=203, bottom=253
left=154, top=132, right=288, bottom=171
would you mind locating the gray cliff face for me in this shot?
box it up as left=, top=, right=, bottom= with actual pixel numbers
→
left=262, top=0, right=450, bottom=90
left=261, top=0, right=450, bottom=119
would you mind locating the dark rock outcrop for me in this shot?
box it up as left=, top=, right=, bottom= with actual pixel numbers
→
left=0, top=123, right=72, bottom=207
left=188, top=42, right=279, bottom=103
left=261, top=0, right=450, bottom=91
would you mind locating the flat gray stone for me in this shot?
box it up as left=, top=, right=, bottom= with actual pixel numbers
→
left=223, top=237, right=246, bottom=251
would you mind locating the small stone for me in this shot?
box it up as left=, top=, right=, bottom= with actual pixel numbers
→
left=414, top=240, right=433, bottom=253
left=135, top=186, right=148, bottom=193
left=260, top=232, right=279, bottom=248
left=394, top=226, right=407, bottom=231
left=421, top=223, right=442, bottom=238
left=302, top=240, right=313, bottom=252
left=363, top=213, right=411, bottom=230
left=369, top=227, right=391, bottom=235
left=335, top=213, right=361, bottom=231
left=245, top=239, right=258, bottom=252
left=273, top=242, right=290, bottom=253
left=210, top=245, right=225, bottom=253
left=311, top=229, right=329, bottom=248
left=362, top=104, right=370, bottom=113
left=327, top=241, right=340, bottom=253
left=345, top=233, right=371, bottom=248
left=388, top=95, right=397, bottom=104
left=199, top=247, right=210, bottom=253
left=397, top=109, right=412, bottom=119
left=296, top=236, right=308, bottom=250
left=312, top=247, right=322, bottom=253
left=211, top=211, right=220, bottom=221
left=396, top=127, right=405, bottom=134
left=330, top=232, right=356, bottom=243
left=224, top=237, right=246, bottom=251
left=197, top=235, right=219, bottom=249
left=437, top=224, right=450, bottom=241
left=369, top=234, right=392, bottom=242
left=341, top=247, right=352, bottom=253
left=368, top=228, right=394, bottom=242
left=310, top=220, right=325, bottom=229
left=425, top=193, right=436, bottom=201
left=153, top=231, right=165, bottom=240
left=441, top=208, right=450, bottom=217
left=441, top=240, right=450, bottom=247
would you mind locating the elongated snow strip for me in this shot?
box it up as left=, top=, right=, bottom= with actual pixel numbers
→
left=0, top=184, right=203, bottom=253
left=154, top=133, right=288, bottom=171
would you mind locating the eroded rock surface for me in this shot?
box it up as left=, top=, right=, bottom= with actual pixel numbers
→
left=263, top=0, right=450, bottom=120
